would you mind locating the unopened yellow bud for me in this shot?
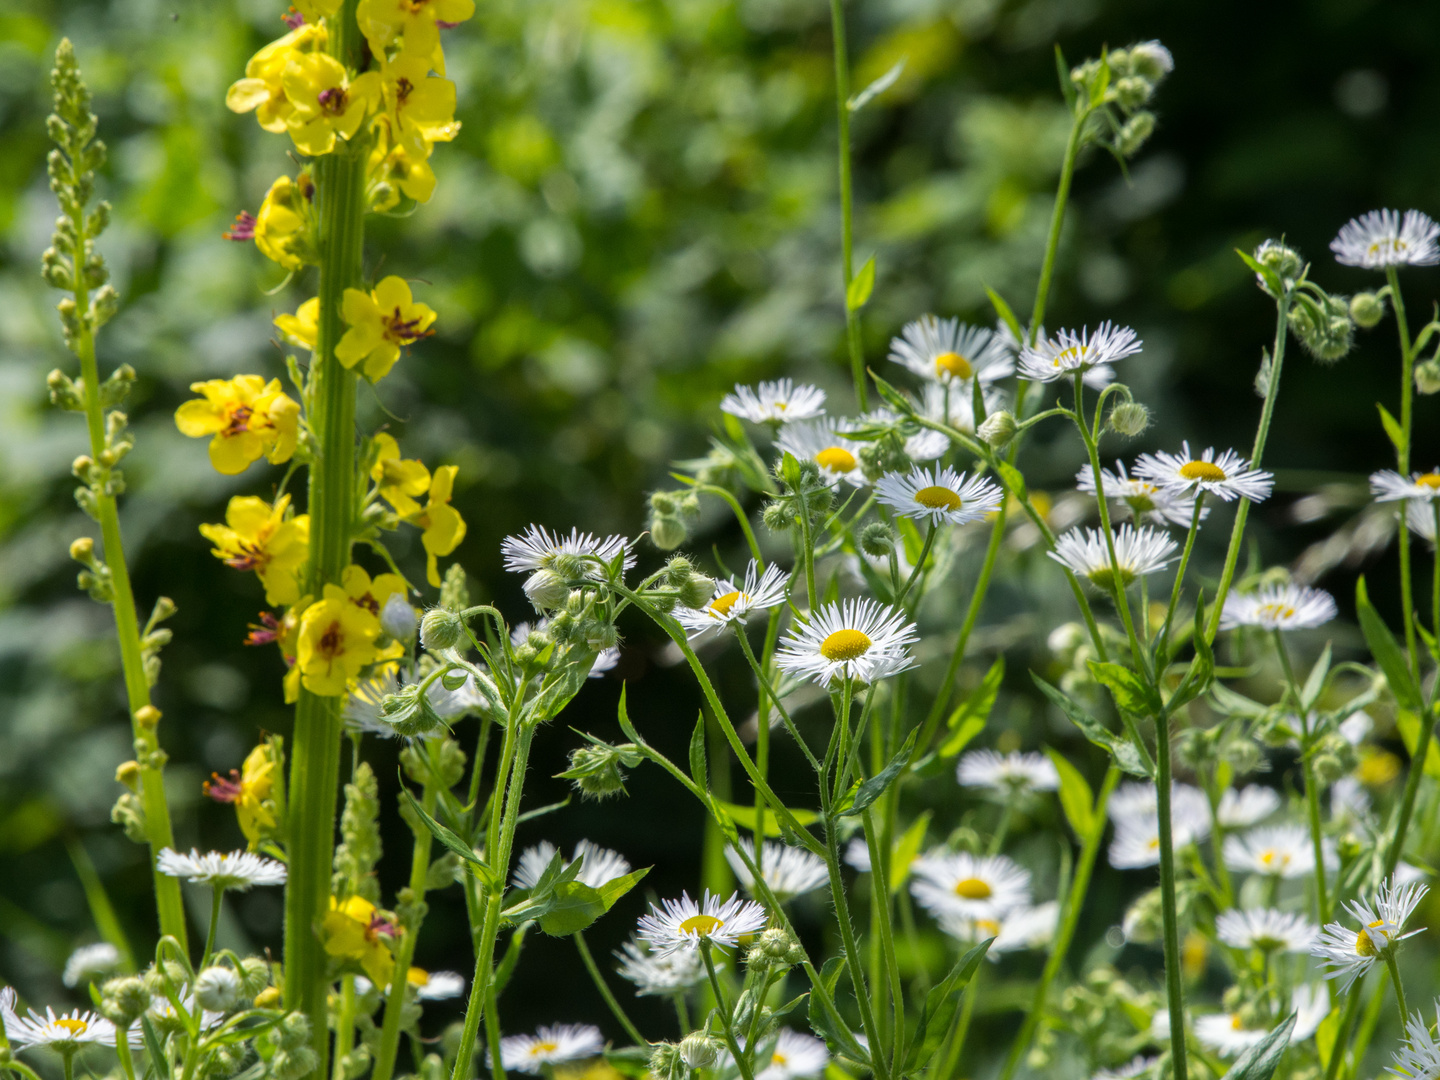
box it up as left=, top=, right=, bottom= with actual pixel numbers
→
left=70, top=536, right=95, bottom=562
left=134, top=705, right=162, bottom=729
left=115, top=760, right=141, bottom=791
left=254, top=987, right=282, bottom=1009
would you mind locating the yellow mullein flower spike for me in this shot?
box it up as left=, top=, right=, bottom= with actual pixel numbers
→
left=380, top=48, right=459, bottom=146
left=282, top=53, right=383, bottom=157
left=321, top=896, right=396, bottom=986
left=415, top=464, right=465, bottom=587
left=175, top=375, right=300, bottom=474
left=340, top=564, right=408, bottom=660
left=254, top=173, right=318, bottom=270
left=226, top=22, right=328, bottom=132
left=368, top=118, right=437, bottom=209
left=370, top=432, right=432, bottom=516
left=336, top=275, right=437, bottom=381
left=204, top=742, right=278, bottom=849
left=356, top=0, right=475, bottom=66
left=275, top=297, right=320, bottom=350
left=296, top=583, right=382, bottom=696
left=200, top=494, right=312, bottom=606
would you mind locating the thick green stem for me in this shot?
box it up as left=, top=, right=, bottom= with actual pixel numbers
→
left=574, top=931, right=646, bottom=1046
left=201, top=888, right=224, bottom=968
left=1154, top=712, right=1189, bottom=1080
left=827, top=0, right=867, bottom=410
left=332, top=976, right=357, bottom=1080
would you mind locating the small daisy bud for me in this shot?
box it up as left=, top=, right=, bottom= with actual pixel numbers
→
left=1115, top=110, right=1155, bottom=157
left=663, top=555, right=695, bottom=584
left=134, top=704, right=161, bottom=729
left=115, top=759, right=140, bottom=790
left=195, top=966, right=243, bottom=1012
left=650, top=514, right=688, bottom=551
left=420, top=608, right=465, bottom=651
left=679, top=1032, right=722, bottom=1069
left=521, top=568, right=570, bottom=611
left=650, top=491, right=679, bottom=516
left=254, top=986, right=282, bottom=1009
left=1106, top=401, right=1151, bottom=437
left=1350, top=291, right=1386, bottom=328
left=1415, top=358, right=1440, bottom=395
left=98, top=975, right=150, bottom=1026
left=762, top=500, right=795, bottom=532
left=1128, top=41, right=1174, bottom=82
left=238, top=957, right=271, bottom=997
left=859, top=521, right=896, bottom=557
left=978, top=410, right=1017, bottom=449
left=1312, top=753, right=1344, bottom=786
left=587, top=622, right=621, bottom=651
left=1220, top=737, right=1262, bottom=775
left=678, top=574, right=716, bottom=610
left=649, top=1044, right=684, bottom=1080
left=380, top=594, right=419, bottom=642
left=1112, top=75, right=1153, bottom=110
left=550, top=552, right=586, bottom=581
left=70, top=536, right=95, bottom=562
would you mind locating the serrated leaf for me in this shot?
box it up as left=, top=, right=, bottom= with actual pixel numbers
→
left=847, top=58, right=906, bottom=112
left=846, top=256, right=876, bottom=311
left=1221, top=1013, right=1295, bottom=1080
left=1032, top=673, right=1152, bottom=777
left=1045, top=746, right=1094, bottom=838
left=907, top=939, right=992, bottom=1070
left=985, top=286, right=1023, bottom=344
left=1377, top=404, right=1404, bottom=453
left=398, top=780, right=494, bottom=885
left=689, top=713, right=707, bottom=786
left=1088, top=660, right=1160, bottom=716
left=537, top=867, right=651, bottom=936
left=889, top=811, right=930, bottom=894
left=939, top=656, right=1004, bottom=757
left=838, top=730, right=917, bottom=817
left=1356, top=576, right=1421, bottom=710
left=715, top=800, right=819, bottom=836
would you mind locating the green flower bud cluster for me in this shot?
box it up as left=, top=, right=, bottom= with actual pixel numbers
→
left=557, top=737, right=645, bottom=800
left=648, top=489, right=700, bottom=551
left=265, top=1013, right=320, bottom=1080
left=746, top=926, right=807, bottom=971
left=1070, top=41, right=1173, bottom=159
left=857, top=430, right=912, bottom=483
left=1252, top=239, right=1304, bottom=298
left=140, top=594, right=178, bottom=687
left=333, top=762, right=382, bottom=902
left=99, top=975, right=152, bottom=1026
left=1288, top=290, right=1355, bottom=363
left=661, top=555, right=716, bottom=610
left=1416, top=356, right=1440, bottom=396
left=762, top=456, right=833, bottom=533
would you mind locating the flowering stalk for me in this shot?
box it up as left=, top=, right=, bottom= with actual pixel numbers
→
left=1387, top=266, right=1420, bottom=674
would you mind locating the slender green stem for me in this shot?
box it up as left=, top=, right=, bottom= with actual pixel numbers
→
left=671, top=992, right=690, bottom=1035
left=333, top=976, right=357, bottom=1080
left=827, top=0, right=866, bottom=410
left=743, top=968, right=779, bottom=1055
left=115, top=1033, right=139, bottom=1080
left=1323, top=986, right=1364, bottom=1080
left=895, top=522, right=938, bottom=605
left=574, top=931, right=646, bottom=1046
left=1026, top=112, right=1088, bottom=348
left=1385, top=951, right=1409, bottom=1023
left=1389, top=267, right=1422, bottom=679
left=1273, top=631, right=1330, bottom=925
left=201, top=888, right=224, bottom=968
left=931, top=962, right=982, bottom=1080
left=862, top=807, right=905, bottom=1072
left=701, top=944, right=755, bottom=1080
left=1154, top=708, right=1188, bottom=1080
left=1160, top=495, right=1207, bottom=660
left=485, top=982, right=506, bottom=1080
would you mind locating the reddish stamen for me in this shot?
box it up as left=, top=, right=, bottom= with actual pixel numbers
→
left=245, top=611, right=282, bottom=646
left=204, top=770, right=244, bottom=803
left=281, top=7, right=306, bottom=27
left=317, top=87, right=348, bottom=115
left=223, top=211, right=256, bottom=242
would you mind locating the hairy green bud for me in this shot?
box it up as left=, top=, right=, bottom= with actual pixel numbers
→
left=1115, top=110, right=1156, bottom=157
left=1416, top=357, right=1440, bottom=396
left=1349, top=291, right=1386, bottom=329
left=859, top=521, right=896, bottom=557
left=978, top=410, right=1017, bottom=449
left=419, top=607, right=465, bottom=651
left=678, top=573, right=716, bottom=610
left=98, top=976, right=150, bottom=1026
left=1106, top=401, right=1151, bottom=437
left=679, top=1032, right=722, bottom=1069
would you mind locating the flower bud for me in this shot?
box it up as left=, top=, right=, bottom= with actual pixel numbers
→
left=253, top=986, right=282, bottom=1009
left=762, top=502, right=794, bottom=532
left=98, top=976, right=151, bottom=1026
left=1220, top=738, right=1263, bottom=775
left=679, top=1032, right=722, bottom=1069
left=678, top=574, right=716, bottom=610
left=1106, top=401, right=1150, bottom=437
left=1350, top=291, right=1386, bottom=329
left=648, top=1044, right=683, bottom=1080
left=69, top=536, right=95, bottom=562
left=650, top=514, right=688, bottom=551
left=420, top=608, right=465, bottom=651
left=134, top=704, right=161, bottom=729
left=238, top=957, right=271, bottom=997
left=978, top=410, right=1017, bottom=449
left=380, top=593, right=419, bottom=642
left=1112, top=76, right=1153, bottom=110
left=1416, top=358, right=1440, bottom=396
left=1115, top=111, right=1155, bottom=157
left=550, top=552, right=586, bottom=581
left=195, top=966, right=243, bottom=1012
left=859, top=521, right=896, bottom=557
left=115, top=760, right=140, bottom=791
left=522, top=568, right=571, bottom=611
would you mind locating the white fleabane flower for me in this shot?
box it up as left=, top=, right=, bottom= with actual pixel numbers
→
left=721, top=379, right=827, bottom=425
left=637, top=891, right=769, bottom=957
left=939, top=901, right=1059, bottom=956
left=910, top=851, right=1032, bottom=921
left=1093, top=1056, right=1160, bottom=1080
left=775, top=599, right=918, bottom=687
left=725, top=838, right=828, bottom=902
left=1215, top=908, right=1318, bottom=953
left=512, top=840, right=630, bottom=891
left=1076, top=462, right=1207, bottom=529
left=1332, top=776, right=1372, bottom=821
left=919, top=381, right=1004, bottom=436
left=1018, top=322, right=1142, bottom=383
left=62, top=943, right=121, bottom=988
left=1313, top=879, right=1428, bottom=991
left=1134, top=442, right=1274, bottom=503
left=493, top=1024, right=604, bottom=1075
left=956, top=750, right=1059, bottom=796
left=156, top=848, right=286, bottom=891
left=1220, top=584, right=1337, bottom=631
left=888, top=315, right=1014, bottom=385
left=1, top=990, right=126, bottom=1052
left=1389, top=1001, right=1440, bottom=1080
left=875, top=465, right=1003, bottom=526
left=674, top=562, right=788, bottom=641
left=1223, top=825, right=1324, bottom=879
left=775, top=419, right=866, bottom=487
left=1331, top=209, right=1440, bottom=269
left=406, top=969, right=465, bottom=1000
left=615, top=938, right=708, bottom=995
left=1195, top=985, right=1327, bottom=1057
left=501, top=526, right=635, bottom=608
left=1216, top=786, right=1282, bottom=828
left=1048, top=524, right=1178, bottom=590
left=1409, top=499, right=1440, bottom=543
left=1108, top=783, right=1212, bottom=869
left=754, top=1029, right=830, bottom=1080
left=1372, top=468, right=1440, bottom=502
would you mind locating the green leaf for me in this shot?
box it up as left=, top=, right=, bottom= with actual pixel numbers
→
left=515, top=794, right=572, bottom=825
left=985, top=286, right=1024, bottom=344
left=906, top=938, right=993, bottom=1070
left=1394, top=710, right=1440, bottom=778
left=398, top=780, right=495, bottom=886
left=1054, top=44, right=1076, bottom=109
left=141, top=1016, right=168, bottom=1075
left=1088, top=660, right=1161, bottom=716
left=1315, top=1007, right=1341, bottom=1069
left=688, top=713, right=707, bottom=787
left=846, top=256, right=876, bottom=310
left=1032, top=673, right=1152, bottom=777
left=1356, top=576, right=1422, bottom=710
left=781, top=451, right=803, bottom=491
left=839, top=730, right=918, bottom=818
left=889, top=811, right=930, bottom=894
left=1377, top=403, right=1405, bottom=453
left=715, top=800, right=819, bottom=837
left=868, top=370, right=914, bottom=415
left=997, top=461, right=1027, bottom=500
left=1220, top=1013, right=1295, bottom=1080
left=808, top=957, right=868, bottom=1062
left=1235, top=248, right=1283, bottom=298
left=1210, top=682, right=1269, bottom=719
left=616, top=684, right=643, bottom=745
left=1045, top=746, right=1094, bottom=838
left=847, top=59, right=906, bottom=113
left=1300, top=642, right=1332, bottom=712
left=939, top=656, right=1004, bottom=757
left=537, top=867, right=651, bottom=936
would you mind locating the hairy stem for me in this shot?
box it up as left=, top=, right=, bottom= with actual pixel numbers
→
left=827, top=0, right=866, bottom=410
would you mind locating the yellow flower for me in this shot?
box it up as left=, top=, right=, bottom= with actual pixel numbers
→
left=340, top=564, right=408, bottom=660
left=226, top=22, right=328, bottom=132
left=175, top=375, right=300, bottom=475
left=204, top=742, right=279, bottom=849
left=296, top=583, right=382, bottom=696
left=275, top=297, right=320, bottom=350
left=200, top=494, right=311, bottom=606
left=283, top=53, right=383, bottom=157
left=356, top=0, right=475, bottom=67
left=370, top=432, right=431, bottom=517
left=322, top=896, right=396, bottom=986
left=336, top=276, right=437, bottom=381
left=292, top=0, right=342, bottom=18
left=367, top=118, right=437, bottom=209
left=254, top=173, right=318, bottom=270
left=414, top=464, right=465, bottom=587
left=380, top=47, right=460, bottom=146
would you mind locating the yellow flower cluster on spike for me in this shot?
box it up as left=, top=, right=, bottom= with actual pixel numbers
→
left=174, top=375, right=300, bottom=474
left=204, top=742, right=282, bottom=850
left=322, top=895, right=397, bottom=986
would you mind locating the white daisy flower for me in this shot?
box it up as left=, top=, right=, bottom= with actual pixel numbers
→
left=1223, top=825, right=1324, bottom=879
left=1108, top=783, right=1212, bottom=870
left=1075, top=461, right=1207, bottom=529
left=501, top=526, right=636, bottom=606
left=1215, top=908, right=1318, bottom=953
left=156, top=848, right=286, bottom=891
left=1195, top=985, right=1327, bottom=1057
left=774, top=598, right=918, bottom=687
left=1371, top=468, right=1440, bottom=503
left=674, top=562, right=789, bottom=641
left=775, top=419, right=866, bottom=487
left=1133, top=442, right=1274, bottom=503
left=408, top=969, right=465, bottom=1000
left=725, top=838, right=828, bottom=902
left=1331, top=209, right=1440, bottom=269
left=1219, top=584, right=1337, bottom=631
left=637, top=891, right=769, bottom=957
left=512, top=840, right=631, bottom=891
left=0, top=990, right=125, bottom=1052
left=956, top=750, right=1059, bottom=796
left=1340, top=712, right=1373, bottom=745
left=909, top=851, right=1032, bottom=921
left=888, top=315, right=1014, bottom=385
left=1331, top=776, right=1372, bottom=821
left=1107, top=781, right=1209, bottom=824
left=1093, top=1056, right=1160, bottom=1080
left=614, top=938, right=708, bottom=995
left=493, top=1024, right=604, bottom=1075
left=62, top=943, right=121, bottom=988
left=754, top=1029, right=830, bottom=1080
left=918, top=381, right=1005, bottom=436
left=721, top=379, right=827, bottom=425
left=1409, top=498, right=1440, bottom=543
left=940, top=901, right=1059, bottom=956
left=1313, top=878, right=1428, bottom=991
left=849, top=407, right=952, bottom=462
left=1389, top=1000, right=1440, bottom=1080
left=1216, top=786, right=1282, bottom=828
left=1018, top=322, right=1142, bottom=383
left=1048, top=524, right=1178, bottom=590
left=875, top=465, right=1003, bottom=526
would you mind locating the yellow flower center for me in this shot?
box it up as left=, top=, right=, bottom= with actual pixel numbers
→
left=529, top=1042, right=559, bottom=1056
left=1417, top=473, right=1440, bottom=488
left=815, top=446, right=857, bottom=472
left=55, top=1019, right=88, bottom=1036
left=953, top=877, right=993, bottom=900
left=407, top=968, right=429, bottom=987
left=772, top=1053, right=788, bottom=1067
left=1256, top=603, right=1296, bottom=622
left=820, top=629, right=872, bottom=661
left=915, top=485, right=962, bottom=511
left=679, top=914, right=724, bottom=936
left=1230, top=1014, right=1245, bottom=1031
left=710, top=591, right=744, bottom=617
left=1259, top=850, right=1278, bottom=867
left=1355, top=926, right=1379, bottom=956
left=934, top=351, right=973, bottom=379
left=1051, top=345, right=1085, bottom=368
left=976, top=918, right=1001, bottom=936
left=1179, top=460, right=1226, bottom=482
